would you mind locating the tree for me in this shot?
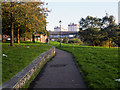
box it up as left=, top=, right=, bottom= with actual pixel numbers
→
left=78, top=15, right=118, bottom=47
left=2, top=1, right=26, bottom=45
left=102, top=15, right=116, bottom=48
left=79, top=16, right=101, bottom=46
left=22, top=2, right=49, bottom=43
left=2, top=1, right=49, bottom=45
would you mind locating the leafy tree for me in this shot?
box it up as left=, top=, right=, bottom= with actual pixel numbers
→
left=79, top=15, right=118, bottom=47
left=2, top=1, right=49, bottom=45
left=19, top=2, right=49, bottom=43
left=102, top=15, right=116, bottom=48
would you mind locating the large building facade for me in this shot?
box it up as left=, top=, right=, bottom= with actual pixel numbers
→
left=118, top=1, right=120, bottom=25
left=49, top=23, right=79, bottom=41
left=68, top=23, right=79, bottom=32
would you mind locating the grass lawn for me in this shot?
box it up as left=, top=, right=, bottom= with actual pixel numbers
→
left=2, top=41, right=51, bottom=83
left=50, top=41, right=119, bottom=89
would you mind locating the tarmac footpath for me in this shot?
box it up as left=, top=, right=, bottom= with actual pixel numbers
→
left=29, top=48, right=88, bottom=89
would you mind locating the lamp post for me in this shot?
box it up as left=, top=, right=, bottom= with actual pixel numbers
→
left=59, top=20, right=62, bottom=48
left=46, top=22, right=49, bottom=45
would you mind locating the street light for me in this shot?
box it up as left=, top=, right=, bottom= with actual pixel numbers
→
left=59, top=20, right=62, bottom=48
left=46, top=22, right=49, bottom=45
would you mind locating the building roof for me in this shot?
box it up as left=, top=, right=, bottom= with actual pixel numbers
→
left=68, top=23, right=79, bottom=26
left=54, top=26, right=60, bottom=29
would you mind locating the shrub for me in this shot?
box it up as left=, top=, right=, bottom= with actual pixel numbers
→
left=63, top=37, right=68, bottom=44
left=100, top=40, right=109, bottom=47
left=57, top=38, right=63, bottom=43
left=111, top=41, right=118, bottom=47
left=70, top=38, right=83, bottom=44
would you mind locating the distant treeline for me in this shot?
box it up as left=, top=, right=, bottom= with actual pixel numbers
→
left=78, top=15, right=120, bottom=47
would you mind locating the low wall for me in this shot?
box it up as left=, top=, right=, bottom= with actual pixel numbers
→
left=1, top=46, right=55, bottom=89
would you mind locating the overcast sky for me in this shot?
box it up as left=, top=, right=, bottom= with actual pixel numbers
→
left=43, top=0, right=119, bottom=31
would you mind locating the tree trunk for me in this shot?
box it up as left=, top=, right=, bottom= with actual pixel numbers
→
left=32, top=34, right=35, bottom=43
left=24, top=37, right=25, bottom=41
left=10, top=2, right=14, bottom=46
left=118, top=39, right=120, bottom=48
left=10, top=21, right=14, bottom=46
left=109, top=38, right=111, bottom=48
left=37, top=37, right=38, bottom=41
left=17, top=28, right=20, bottom=44
left=89, top=41, right=90, bottom=46
left=2, top=34, right=3, bottom=42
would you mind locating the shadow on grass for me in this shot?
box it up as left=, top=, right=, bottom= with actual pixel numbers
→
left=2, top=41, right=47, bottom=45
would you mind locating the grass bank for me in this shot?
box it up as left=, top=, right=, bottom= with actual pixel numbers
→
left=2, top=41, right=51, bottom=83
left=50, top=41, right=119, bottom=89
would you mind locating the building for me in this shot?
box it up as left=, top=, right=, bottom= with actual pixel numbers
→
left=68, top=23, right=79, bottom=32
left=0, top=34, right=1, bottom=41
left=49, top=31, right=78, bottom=41
left=118, top=1, right=120, bottom=25
left=49, top=23, right=79, bottom=41
left=54, top=26, right=68, bottom=32
left=34, top=34, right=47, bottom=43
left=2, top=34, right=47, bottom=43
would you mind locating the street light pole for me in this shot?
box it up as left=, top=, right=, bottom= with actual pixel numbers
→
left=46, top=22, right=49, bottom=45
left=59, top=20, right=62, bottom=48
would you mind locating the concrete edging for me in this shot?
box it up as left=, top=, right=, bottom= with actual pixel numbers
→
left=1, top=46, right=55, bottom=89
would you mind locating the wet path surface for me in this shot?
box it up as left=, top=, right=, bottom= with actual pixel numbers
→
left=29, top=48, right=87, bottom=88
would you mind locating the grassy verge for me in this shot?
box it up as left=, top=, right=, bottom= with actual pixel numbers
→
left=21, top=54, right=55, bottom=89
left=2, top=41, right=51, bottom=83
left=50, top=41, right=119, bottom=89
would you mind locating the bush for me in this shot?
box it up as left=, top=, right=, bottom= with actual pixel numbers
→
left=63, top=37, right=68, bottom=44
left=111, top=41, right=118, bottom=47
left=70, top=38, right=83, bottom=44
left=100, top=40, right=109, bottom=47
left=57, top=38, right=60, bottom=42
left=57, top=38, right=63, bottom=43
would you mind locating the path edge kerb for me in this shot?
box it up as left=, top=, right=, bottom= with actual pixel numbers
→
left=1, top=46, right=55, bottom=89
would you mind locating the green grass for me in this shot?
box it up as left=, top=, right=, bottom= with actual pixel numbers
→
left=2, top=41, right=51, bottom=83
left=50, top=41, right=119, bottom=89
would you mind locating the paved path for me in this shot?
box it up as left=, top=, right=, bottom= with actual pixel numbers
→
left=29, top=48, right=87, bottom=88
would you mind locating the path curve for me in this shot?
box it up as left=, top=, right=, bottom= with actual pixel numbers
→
left=29, top=48, right=87, bottom=88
